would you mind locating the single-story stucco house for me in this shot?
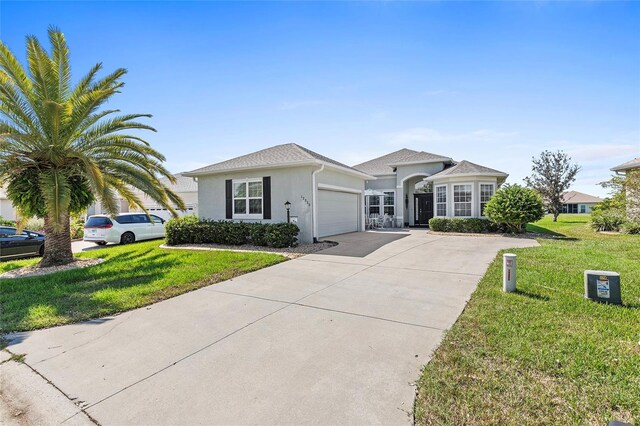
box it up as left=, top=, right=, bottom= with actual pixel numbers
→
left=611, top=157, right=640, bottom=220
left=560, top=190, right=603, bottom=214
left=184, top=144, right=508, bottom=243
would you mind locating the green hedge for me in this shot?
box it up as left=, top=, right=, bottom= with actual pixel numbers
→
left=165, top=216, right=300, bottom=248
left=428, top=217, right=504, bottom=233
left=0, top=216, right=16, bottom=226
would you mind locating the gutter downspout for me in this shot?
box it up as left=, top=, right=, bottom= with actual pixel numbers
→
left=311, top=163, right=325, bottom=243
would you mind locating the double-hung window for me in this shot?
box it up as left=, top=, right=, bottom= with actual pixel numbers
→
left=366, top=196, right=380, bottom=215
left=233, top=179, right=263, bottom=218
left=435, top=185, right=447, bottom=217
left=480, top=183, right=495, bottom=216
left=453, top=184, right=472, bottom=217
left=383, top=191, right=395, bottom=215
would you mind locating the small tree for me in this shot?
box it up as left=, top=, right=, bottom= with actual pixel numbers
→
left=524, top=150, right=580, bottom=222
left=484, top=184, right=545, bottom=233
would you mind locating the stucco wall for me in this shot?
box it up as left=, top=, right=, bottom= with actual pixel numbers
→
left=395, top=163, right=445, bottom=184
left=0, top=199, right=17, bottom=221
left=364, top=176, right=396, bottom=191
left=197, top=166, right=315, bottom=243
left=316, top=168, right=366, bottom=191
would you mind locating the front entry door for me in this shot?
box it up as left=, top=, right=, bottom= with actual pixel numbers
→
left=414, top=193, right=434, bottom=226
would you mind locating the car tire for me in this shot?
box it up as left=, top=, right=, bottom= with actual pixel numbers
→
left=39, top=245, right=45, bottom=256
left=95, top=242, right=107, bottom=246
left=120, top=232, right=136, bottom=245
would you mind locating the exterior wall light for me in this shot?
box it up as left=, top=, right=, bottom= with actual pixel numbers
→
left=285, top=201, right=291, bottom=223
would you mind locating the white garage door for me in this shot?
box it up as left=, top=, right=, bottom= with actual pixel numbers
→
left=318, top=189, right=359, bottom=237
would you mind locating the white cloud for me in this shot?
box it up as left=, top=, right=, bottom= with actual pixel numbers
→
left=384, top=127, right=519, bottom=147
left=565, top=144, right=638, bottom=163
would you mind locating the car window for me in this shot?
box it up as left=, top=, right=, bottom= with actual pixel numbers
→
left=150, top=215, right=164, bottom=224
left=86, top=217, right=113, bottom=227
left=133, top=214, right=151, bottom=224
left=114, top=215, right=132, bottom=224
left=0, top=227, right=15, bottom=237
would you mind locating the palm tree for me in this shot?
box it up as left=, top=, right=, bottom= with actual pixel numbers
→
left=0, top=27, right=185, bottom=267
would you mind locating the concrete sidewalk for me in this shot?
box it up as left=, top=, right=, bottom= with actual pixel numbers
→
left=6, top=231, right=538, bottom=425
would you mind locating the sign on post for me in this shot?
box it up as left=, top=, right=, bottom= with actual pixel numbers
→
left=503, top=253, right=517, bottom=292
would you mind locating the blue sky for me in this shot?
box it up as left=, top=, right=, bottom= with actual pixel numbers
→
left=2, top=1, right=639, bottom=196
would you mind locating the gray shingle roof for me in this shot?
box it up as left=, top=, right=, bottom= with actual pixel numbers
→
left=561, top=191, right=603, bottom=204
left=425, top=160, right=507, bottom=180
left=163, top=173, right=198, bottom=193
left=352, top=149, right=451, bottom=176
left=611, top=157, right=640, bottom=172
left=131, top=173, right=197, bottom=194
left=184, top=143, right=361, bottom=176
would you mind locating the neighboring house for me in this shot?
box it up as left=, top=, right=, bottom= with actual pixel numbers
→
left=560, top=191, right=603, bottom=214
left=0, top=186, right=17, bottom=221
left=86, top=199, right=130, bottom=217
left=185, top=144, right=507, bottom=242
left=85, top=173, right=198, bottom=220
left=611, top=157, right=640, bottom=221
left=129, top=173, right=199, bottom=220
left=183, top=143, right=374, bottom=243
left=353, top=149, right=508, bottom=227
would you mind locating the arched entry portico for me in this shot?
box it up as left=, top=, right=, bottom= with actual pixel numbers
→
left=399, top=173, right=433, bottom=227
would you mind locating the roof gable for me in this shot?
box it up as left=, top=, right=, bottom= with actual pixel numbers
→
left=352, top=148, right=450, bottom=176
left=184, top=143, right=368, bottom=177
left=425, top=160, right=507, bottom=180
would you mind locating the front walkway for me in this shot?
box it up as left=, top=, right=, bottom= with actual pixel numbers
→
left=6, top=231, right=538, bottom=425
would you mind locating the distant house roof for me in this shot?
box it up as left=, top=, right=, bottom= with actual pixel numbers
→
left=611, top=157, right=640, bottom=172
left=424, top=160, right=507, bottom=181
left=130, top=173, right=197, bottom=195
left=183, top=143, right=373, bottom=179
left=352, top=148, right=451, bottom=176
left=561, top=191, right=603, bottom=204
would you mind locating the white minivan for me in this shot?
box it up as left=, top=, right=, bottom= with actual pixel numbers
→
left=84, top=213, right=166, bottom=245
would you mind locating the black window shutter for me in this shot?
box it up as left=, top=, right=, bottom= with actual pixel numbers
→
left=263, top=176, right=271, bottom=219
left=225, top=179, right=232, bottom=219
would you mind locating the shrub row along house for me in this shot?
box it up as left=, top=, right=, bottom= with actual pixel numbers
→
left=183, top=144, right=509, bottom=243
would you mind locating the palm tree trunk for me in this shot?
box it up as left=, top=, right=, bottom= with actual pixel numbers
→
left=40, top=213, right=74, bottom=267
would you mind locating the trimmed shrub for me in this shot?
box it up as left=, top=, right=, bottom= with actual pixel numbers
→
left=165, top=216, right=299, bottom=248
left=484, top=184, right=545, bottom=233
left=0, top=216, right=15, bottom=226
left=428, top=217, right=503, bottom=233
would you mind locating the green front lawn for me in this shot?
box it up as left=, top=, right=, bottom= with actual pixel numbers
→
left=416, top=214, right=640, bottom=425
left=0, top=241, right=285, bottom=332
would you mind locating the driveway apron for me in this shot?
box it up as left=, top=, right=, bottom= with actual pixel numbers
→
left=5, top=231, right=538, bottom=425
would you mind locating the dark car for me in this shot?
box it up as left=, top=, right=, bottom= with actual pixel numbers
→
left=0, top=227, right=46, bottom=261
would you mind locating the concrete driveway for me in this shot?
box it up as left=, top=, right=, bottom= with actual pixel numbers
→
left=5, top=231, right=538, bottom=425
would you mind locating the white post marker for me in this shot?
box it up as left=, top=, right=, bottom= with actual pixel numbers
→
left=503, top=253, right=517, bottom=292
